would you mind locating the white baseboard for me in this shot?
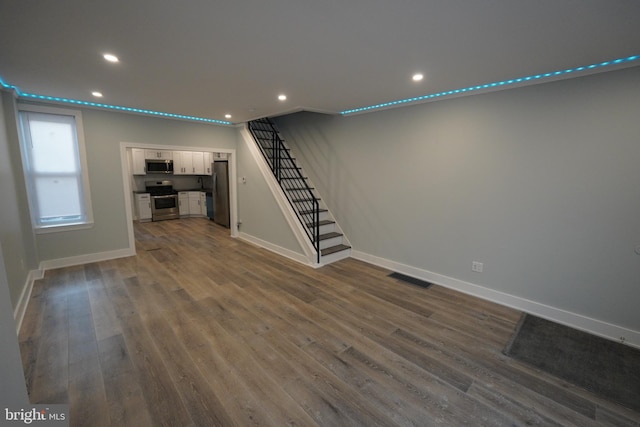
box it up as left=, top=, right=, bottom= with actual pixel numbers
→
left=352, top=250, right=640, bottom=349
left=238, top=232, right=314, bottom=267
left=13, top=269, right=44, bottom=334
left=38, top=247, right=135, bottom=271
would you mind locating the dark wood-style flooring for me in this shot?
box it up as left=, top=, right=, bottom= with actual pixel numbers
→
left=18, top=218, right=640, bottom=426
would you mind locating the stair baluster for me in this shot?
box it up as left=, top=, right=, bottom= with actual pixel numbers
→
left=248, top=118, right=321, bottom=263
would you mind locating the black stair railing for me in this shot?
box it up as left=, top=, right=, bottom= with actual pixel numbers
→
left=248, top=118, right=321, bottom=263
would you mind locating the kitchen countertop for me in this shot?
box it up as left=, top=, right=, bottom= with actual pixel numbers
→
left=176, top=188, right=212, bottom=192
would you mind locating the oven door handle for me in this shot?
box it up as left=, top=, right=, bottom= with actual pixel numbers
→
left=151, top=194, right=178, bottom=199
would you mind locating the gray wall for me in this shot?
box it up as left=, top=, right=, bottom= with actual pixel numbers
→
left=27, top=106, right=238, bottom=261
left=0, top=92, right=31, bottom=406
left=275, top=66, right=640, bottom=332
left=0, top=91, right=38, bottom=307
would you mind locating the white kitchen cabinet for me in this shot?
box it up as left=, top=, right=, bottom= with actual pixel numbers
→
left=200, top=192, right=207, bottom=216
left=135, top=193, right=152, bottom=221
left=132, top=148, right=146, bottom=175
left=179, top=191, right=205, bottom=216
left=174, top=151, right=209, bottom=175
left=203, top=152, right=213, bottom=175
left=173, top=151, right=186, bottom=175
left=192, top=151, right=205, bottom=175
left=188, top=191, right=204, bottom=216
left=145, top=149, right=173, bottom=160
left=174, top=151, right=195, bottom=174
left=213, top=152, right=227, bottom=160
left=178, top=191, right=189, bottom=217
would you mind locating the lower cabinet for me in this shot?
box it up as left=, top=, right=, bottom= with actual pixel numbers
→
left=135, top=193, right=152, bottom=222
left=179, top=191, right=206, bottom=217
left=178, top=192, right=189, bottom=217
left=200, top=192, right=207, bottom=216
left=188, top=192, right=201, bottom=216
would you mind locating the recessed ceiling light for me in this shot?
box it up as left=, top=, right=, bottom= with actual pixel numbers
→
left=278, top=94, right=287, bottom=101
left=224, top=114, right=232, bottom=119
left=103, top=53, right=119, bottom=63
left=91, top=91, right=103, bottom=97
left=412, top=73, right=424, bottom=82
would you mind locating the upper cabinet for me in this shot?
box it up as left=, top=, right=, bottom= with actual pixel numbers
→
left=145, top=149, right=173, bottom=160
left=174, top=151, right=191, bottom=175
left=174, top=150, right=211, bottom=175
left=132, top=148, right=214, bottom=176
left=132, top=148, right=146, bottom=175
left=192, top=151, right=205, bottom=175
left=203, top=152, right=213, bottom=174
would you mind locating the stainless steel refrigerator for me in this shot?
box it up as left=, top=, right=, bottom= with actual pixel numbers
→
left=212, top=161, right=230, bottom=227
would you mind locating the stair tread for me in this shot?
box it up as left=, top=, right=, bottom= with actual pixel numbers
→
left=317, top=232, right=343, bottom=241
left=280, top=177, right=308, bottom=180
left=321, top=244, right=351, bottom=257
left=286, top=187, right=314, bottom=191
left=306, top=220, right=334, bottom=227
left=299, top=208, right=328, bottom=215
left=261, top=146, right=290, bottom=150
left=292, top=198, right=320, bottom=203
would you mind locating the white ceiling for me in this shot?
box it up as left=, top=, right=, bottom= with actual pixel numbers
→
left=1, top=0, right=639, bottom=124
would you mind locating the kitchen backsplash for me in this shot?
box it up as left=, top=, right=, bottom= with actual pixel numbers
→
left=132, top=174, right=213, bottom=192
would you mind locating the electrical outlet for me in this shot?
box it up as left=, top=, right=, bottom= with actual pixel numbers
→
left=471, top=261, right=483, bottom=273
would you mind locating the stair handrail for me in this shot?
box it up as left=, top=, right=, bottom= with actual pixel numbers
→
left=248, top=118, right=321, bottom=263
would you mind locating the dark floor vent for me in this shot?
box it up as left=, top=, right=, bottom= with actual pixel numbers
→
left=388, top=272, right=433, bottom=289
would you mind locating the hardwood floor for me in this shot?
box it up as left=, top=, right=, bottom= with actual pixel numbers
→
left=19, top=218, right=640, bottom=426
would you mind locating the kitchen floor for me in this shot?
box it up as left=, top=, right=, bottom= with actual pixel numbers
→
left=18, top=218, right=640, bottom=426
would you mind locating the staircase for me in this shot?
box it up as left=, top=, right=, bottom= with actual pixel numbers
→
left=248, top=118, right=351, bottom=265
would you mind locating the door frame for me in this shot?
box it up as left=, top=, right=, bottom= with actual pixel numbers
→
left=119, top=141, right=239, bottom=253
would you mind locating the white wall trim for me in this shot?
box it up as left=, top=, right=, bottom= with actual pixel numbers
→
left=239, top=126, right=318, bottom=265
left=238, top=232, right=314, bottom=267
left=13, top=268, right=44, bottom=334
left=119, top=141, right=240, bottom=255
left=352, top=250, right=640, bottom=349
left=39, top=247, right=135, bottom=271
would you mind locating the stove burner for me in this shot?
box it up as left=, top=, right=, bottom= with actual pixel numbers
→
left=145, top=180, right=177, bottom=196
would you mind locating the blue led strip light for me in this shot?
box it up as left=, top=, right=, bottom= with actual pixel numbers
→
left=0, top=78, right=231, bottom=125
left=0, top=76, right=16, bottom=90
left=19, top=93, right=232, bottom=125
left=340, top=54, right=640, bottom=115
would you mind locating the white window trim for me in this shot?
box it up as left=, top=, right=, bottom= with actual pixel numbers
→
left=17, top=103, right=94, bottom=234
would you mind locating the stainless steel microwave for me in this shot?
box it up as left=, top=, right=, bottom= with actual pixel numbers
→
left=146, top=159, right=173, bottom=174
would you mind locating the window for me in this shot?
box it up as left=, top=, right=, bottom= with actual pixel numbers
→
left=18, top=105, right=93, bottom=232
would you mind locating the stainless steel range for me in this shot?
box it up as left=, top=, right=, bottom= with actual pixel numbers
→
left=145, top=180, right=179, bottom=221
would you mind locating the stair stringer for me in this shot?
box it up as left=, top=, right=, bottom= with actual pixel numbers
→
left=239, top=126, right=321, bottom=267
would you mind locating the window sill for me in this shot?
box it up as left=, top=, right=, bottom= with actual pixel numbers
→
left=34, top=222, right=94, bottom=234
